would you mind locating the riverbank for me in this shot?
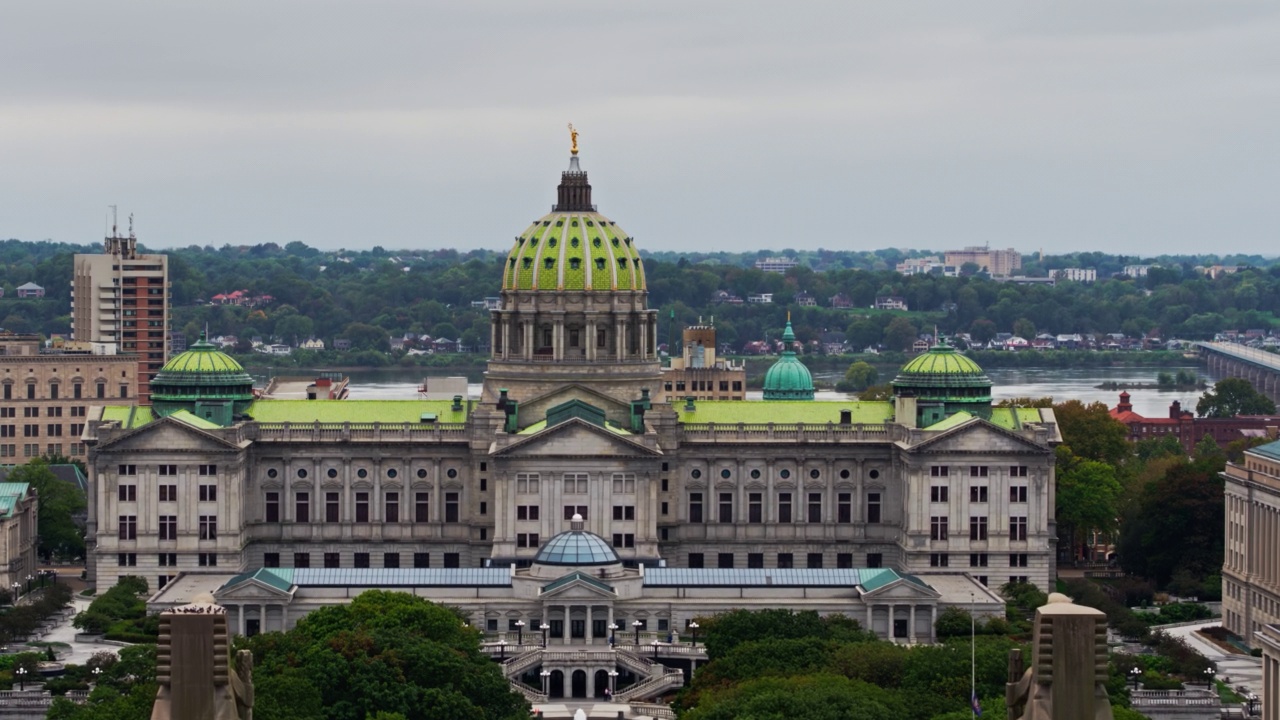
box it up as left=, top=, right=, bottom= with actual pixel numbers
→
left=1095, top=381, right=1207, bottom=391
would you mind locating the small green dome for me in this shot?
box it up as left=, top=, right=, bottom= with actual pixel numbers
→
left=897, top=344, right=987, bottom=378
left=892, top=343, right=992, bottom=413
left=157, top=339, right=248, bottom=379
left=150, top=337, right=256, bottom=425
left=762, top=320, right=814, bottom=401
left=503, top=154, right=646, bottom=293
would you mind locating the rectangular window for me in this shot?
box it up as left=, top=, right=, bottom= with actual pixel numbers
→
left=118, top=484, right=137, bottom=502
left=158, top=575, right=171, bottom=589
left=325, top=492, right=339, bottom=522
left=1011, top=575, right=1028, bottom=585
left=73, top=384, right=82, bottom=399
left=295, top=492, right=310, bottom=523
left=384, top=552, right=400, bottom=569
left=443, top=553, right=460, bottom=568
left=354, top=553, right=370, bottom=568
left=930, top=553, right=949, bottom=567
left=837, top=493, right=851, bottom=523
left=867, top=492, right=881, bottom=523
left=265, top=492, right=279, bottom=522
left=158, top=553, right=177, bottom=567
left=930, top=465, right=949, bottom=477
left=969, top=486, right=988, bottom=503
left=970, top=552, right=989, bottom=567
left=46, top=424, right=62, bottom=436
left=837, top=553, right=854, bottom=568
left=199, top=484, right=217, bottom=502
left=1010, top=465, right=1028, bottom=477
left=969, top=516, right=988, bottom=541
left=198, top=464, right=217, bottom=476
left=516, top=473, right=539, bottom=493
left=718, top=492, right=733, bottom=523
left=385, top=492, right=400, bottom=523
left=778, top=492, right=792, bottom=523
left=324, top=552, right=340, bottom=568
left=97, top=383, right=105, bottom=399
left=1009, top=553, right=1029, bottom=568
left=293, top=552, right=310, bottom=569
left=563, top=472, right=588, bottom=494
left=718, top=552, right=734, bottom=569
left=117, top=553, right=136, bottom=566
left=688, top=552, right=704, bottom=568
left=930, top=485, right=949, bottom=503
left=611, top=473, right=636, bottom=493
left=611, top=533, right=635, bottom=548
left=479, top=501, right=486, bottom=515
left=611, top=505, right=636, bottom=521
left=777, top=553, right=794, bottom=569
left=198, top=553, right=217, bottom=567
left=118, top=515, right=137, bottom=540
left=748, top=493, right=762, bottom=523
left=748, top=552, right=765, bottom=568
left=264, top=553, right=280, bottom=568
left=517, top=505, right=541, bottom=521
left=807, top=552, right=824, bottom=569
left=930, top=516, right=949, bottom=540
left=119, top=464, right=137, bottom=475
left=867, top=553, right=883, bottom=568
left=517, top=533, right=541, bottom=548
left=661, top=501, right=669, bottom=516
left=355, top=492, right=370, bottom=523
left=415, top=492, right=430, bottom=522
left=445, top=492, right=459, bottom=523
left=689, top=493, right=703, bottom=523
left=661, top=477, right=669, bottom=492
left=563, top=505, right=588, bottom=520
left=199, top=515, right=218, bottom=540
left=1011, top=516, right=1028, bottom=541
left=969, top=465, right=989, bottom=477
left=413, top=552, right=430, bottom=568
left=807, top=492, right=822, bottom=523
left=1009, top=485, right=1028, bottom=503
left=159, top=515, right=176, bottom=541
left=158, top=464, right=177, bottom=476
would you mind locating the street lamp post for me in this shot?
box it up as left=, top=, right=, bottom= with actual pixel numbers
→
left=515, top=620, right=525, bottom=645
left=608, top=623, right=617, bottom=647
left=632, top=620, right=642, bottom=645
left=651, top=639, right=660, bottom=660
left=1247, top=693, right=1259, bottom=717
left=689, top=621, right=699, bottom=648
left=1129, top=666, right=1142, bottom=691
left=607, top=669, right=618, bottom=697
left=25, top=575, right=32, bottom=595
left=540, top=622, right=550, bottom=648
left=92, top=667, right=102, bottom=684
left=540, top=669, right=551, bottom=696
left=10, top=582, right=18, bottom=602
left=15, top=667, right=26, bottom=691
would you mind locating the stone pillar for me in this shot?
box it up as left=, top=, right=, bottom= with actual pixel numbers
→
left=909, top=605, right=917, bottom=643
left=930, top=605, right=938, bottom=643
left=586, top=607, right=593, bottom=644
left=237, top=605, right=245, bottom=636
left=562, top=605, right=570, bottom=643
left=865, top=604, right=873, bottom=636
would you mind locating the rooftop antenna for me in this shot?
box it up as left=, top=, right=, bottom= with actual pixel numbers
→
left=128, top=212, right=135, bottom=239
left=110, top=205, right=118, bottom=237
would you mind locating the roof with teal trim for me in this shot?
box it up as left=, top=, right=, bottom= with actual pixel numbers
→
left=542, top=571, right=615, bottom=595
left=0, top=483, right=31, bottom=519
left=1249, top=439, right=1280, bottom=462
left=245, top=400, right=469, bottom=424
left=221, top=568, right=294, bottom=593
left=219, top=568, right=512, bottom=590
left=153, top=337, right=253, bottom=387
left=643, top=568, right=913, bottom=589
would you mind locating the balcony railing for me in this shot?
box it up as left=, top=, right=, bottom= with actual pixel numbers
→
left=679, top=422, right=900, bottom=443
left=249, top=422, right=468, bottom=443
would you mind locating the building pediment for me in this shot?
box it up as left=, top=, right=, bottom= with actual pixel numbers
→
left=909, top=419, right=1050, bottom=456
left=539, top=571, right=616, bottom=599
left=516, top=384, right=633, bottom=419
left=213, top=569, right=296, bottom=602
left=97, top=415, right=245, bottom=454
left=493, top=418, right=661, bottom=459
left=860, top=577, right=941, bottom=601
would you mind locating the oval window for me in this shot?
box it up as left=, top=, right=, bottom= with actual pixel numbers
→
left=297, top=468, right=308, bottom=479
left=869, top=469, right=880, bottom=479
left=810, top=469, right=820, bottom=479
left=417, top=468, right=428, bottom=479
left=839, top=469, right=850, bottom=480
left=267, top=469, right=278, bottom=479
left=720, top=469, right=731, bottom=479
left=357, top=468, right=368, bottom=479
left=327, top=468, right=338, bottom=479
left=447, top=469, right=458, bottom=479
left=387, top=469, right=398, bottom=479
left=750, top=469, right=761, bottom=479
left=691, top=469, right=702, bottom=479
left=780, top=469, right=791, bottom=479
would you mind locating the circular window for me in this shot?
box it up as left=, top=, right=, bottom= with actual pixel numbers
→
left=750, top=469, right=761, bottom=479
left=691, top=469, right=702, bottom=479
left=720, top=469, right=731, bottom=479
left=327, top=468, right=337, bottom=479
left=780, top=469, right=791, bottom=479
left=417, top=468, right=428, bottom=479
left=357, top=468, right=368, bottom=479
left=387, top=469, right=398, bottom=479
left=297, top=468, right=308, bottom=479
left=810, top=469, right=820, bottom=479
left=447, top=469, right=458, bottom=479
left=869, top=469, right=880, bottom=479
left=266, top=468, right=278, bottom=479
left=839, top=469, right=850, bottom=480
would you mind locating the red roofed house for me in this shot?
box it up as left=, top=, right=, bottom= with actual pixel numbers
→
left=1109, top=392, right=1280, bottom=453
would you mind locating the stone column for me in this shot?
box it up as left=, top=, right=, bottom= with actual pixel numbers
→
left=281, top=605, right=288, bottom=632
left=562, top=605, right=570, bottom=643
left=258, top=604, right=265, bottom=634
left=238, top=605, right=245, bottom=636
left=586, top=607, right=593, bottom=644
left=865, top=604, right=873, bottom=636
left=909, top=605, right=917, bottom=643
left=930, top=605, right=938, bottom=643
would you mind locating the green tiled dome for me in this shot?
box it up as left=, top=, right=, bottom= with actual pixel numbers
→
left=503, top=213, right=644, bottom=292
left=897, top=344, right=986, bottom=377
left=762, top=320, right=814, bottom=400
left=892, top=343, right=992, bottom=413
left=157, top=338, right=248, bottom=379
left=150, top=337, right=256, bottom=424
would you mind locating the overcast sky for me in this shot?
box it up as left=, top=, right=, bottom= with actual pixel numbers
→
left=1, top=2, right=1277, bottom=256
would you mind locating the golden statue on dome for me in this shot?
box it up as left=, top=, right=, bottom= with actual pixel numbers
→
left=568, top=123, right=579, bottom=155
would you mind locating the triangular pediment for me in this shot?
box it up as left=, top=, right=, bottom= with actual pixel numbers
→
left=519, top=384, right=632, bottom=417
left=98, top=415, right=244, bottom=454
left=910, top=419, right=1048, bottom=455
left=494, top=418, right=661, bottom=458
left=540, top=571, right=616, bottom=599
left=214, top=578, right=294, bottom=601
left=860, top=578, right=940, bottom=600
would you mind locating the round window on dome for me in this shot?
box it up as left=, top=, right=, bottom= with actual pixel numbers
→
left=780, top=469, right=791, bottom=479
left=720, top=469, right=731, bottom=479
left=357, top=468, right=368, bottom=479
left=571, top=237, right=579, bottom=247
left=297, top=468, right=308, bottom=479
left=750, top=469, right=761, bottom=479
left=612, top=238, right=619, bottom=247
left=555, top=220, right=563, bottom=226
left=417, top=469, right=428, bottom=479
left=267, top=469, right=278, bottom=479
left=387, top=469, right=398, bottom=479
left=691, top=469, right=702, bottom=479
left=447, top=469, right=458, bottom=479
left=327, top=468, right=337, bottom=479
left=571, top=220, right=578, bottom=227
left=549, top=238, right=557, bottom=248
left=593, top=238, right=601, bottom=247
left=586, top=220, right=594, bottom=226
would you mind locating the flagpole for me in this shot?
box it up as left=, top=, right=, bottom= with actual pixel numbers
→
left=971, top=590, right=977, bottom=717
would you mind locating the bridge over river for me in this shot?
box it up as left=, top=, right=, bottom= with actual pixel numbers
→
left=1196, top=342, right=1280, bottom=404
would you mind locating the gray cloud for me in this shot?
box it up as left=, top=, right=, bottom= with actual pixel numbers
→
left=1, top=1, right=1276, bottom=255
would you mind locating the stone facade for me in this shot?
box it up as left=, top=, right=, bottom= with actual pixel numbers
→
left=0, top=482, right=38, bottom=592
left=1223, top=441, right=1280, bottom=647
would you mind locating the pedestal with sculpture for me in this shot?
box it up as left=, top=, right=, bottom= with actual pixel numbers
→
left=1006, top=593, right=1113, bottom=720
left=151, top=592, right=254, bottom=720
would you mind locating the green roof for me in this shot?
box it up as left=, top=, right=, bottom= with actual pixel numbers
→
left=101, top=406, right=156, bottom=429
left=1249, top=440, right=1280, bottom=462
left=857, top=568, right=907, bottom=592
left=677, top=401, right=894, bottom=425
left=542, top=571, right=615, bottom=595
left=504, top=212, right=645, bottom=292
left=245, top=400, right=469, bottom=424
left=222, top=568, right=294, bottom=593
left=167, top=410, right=222, bottom=431
left=762, top=320, right=815, bottom=400
left=924, top=411, right=975, bottom=431
left=898, top=344, right=986, bottom=377
left=0, top=483, right=30, bottom=519
left=156, top=338, right=249, bottom=380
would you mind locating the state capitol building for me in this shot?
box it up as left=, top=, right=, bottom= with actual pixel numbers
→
left=83, top=144, right=1061, bottom=656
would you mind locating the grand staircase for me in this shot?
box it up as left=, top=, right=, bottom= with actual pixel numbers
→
left=495, top=645, right=685, bottom=703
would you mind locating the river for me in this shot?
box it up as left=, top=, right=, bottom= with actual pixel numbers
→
left=246, top=364, right=1220, bottom=418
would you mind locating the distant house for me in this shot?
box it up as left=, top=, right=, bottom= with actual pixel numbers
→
left=300, top=338, right=325, bottom=350
left=911, top=339, right=931, bottom=353
left=746, top=293, right=774, bottom=304
left=389, top=337, right=406, bottom=351
left=333, top=338, right=352, bottom=351
left=829, top=293, right=854, bottom=309
left=432, top=337, right=460, bottom=353
left=469, top=297, right=502, bottom=310
left=874, top=296, right=908, bottom=311
left=261, top=344, right=291, bottom=356
left=211, top=289, right=274, bottom=307
left=754, top=257, right=798, bottom=273
left=15, top=282, right=44, bottom=298
left=794, top=291, right=817, bottom=307
left=820, top=331, right=848, bottom=355
left=711, top=290, right=744, bottom=305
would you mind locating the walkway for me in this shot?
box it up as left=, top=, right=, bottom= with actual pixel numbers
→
left=37, top=595, right=122, bottom=666
left=1160, top=622, right=1262, bottom=697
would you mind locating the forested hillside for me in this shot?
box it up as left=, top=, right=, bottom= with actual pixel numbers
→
left=1, top=238, right=1278, bottom=353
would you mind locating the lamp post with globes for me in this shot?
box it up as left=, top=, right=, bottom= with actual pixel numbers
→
left=540, top=669, right=551, bottom=696
left=632, top=620, right=642, bottom=645
left=92, top=667, right=102, bottom=684
left=608, top=623, right=617, bottom=647
left=607, top=669, right=618, bottom=697
left=651, top=638, right=660, bottom=660
left=25, top=575, right=32, bottom=595
left=1129, top=666, right=1142, bottom=691
left=689, top=621, right=699, bottom=648
left=540, top=622, right=550, bottom=648
left=15, top=667, right=26, bottom=692
left=10, top=582, right=18, bottom=603
left=515, top=620, right=525, bottom=645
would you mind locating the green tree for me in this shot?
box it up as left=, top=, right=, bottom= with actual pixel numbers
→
left=968, top=318, right=997, bottom=345
left=1196, top=377, right=1276, bottom=417
left=1053, top=400, right=1131, bottom=466
left=1056, top=457, right=1123, bottom=560
left=4, top=459, right=86, bottom=561
left=1119, top=458, right=1225, bottom=586
left=842, top=361, right=879, bottom=391
left=1012, top=317, right=1036, bottom=339
left=882, top=317, right=918, bottom=352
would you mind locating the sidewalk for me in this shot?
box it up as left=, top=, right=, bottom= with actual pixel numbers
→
left=1160, top=621, right=1262, bottom=696
left=37, top=594, right=123, bottom=666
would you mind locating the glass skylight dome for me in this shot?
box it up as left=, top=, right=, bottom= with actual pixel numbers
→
left=533, top=514, right=620, bottom=566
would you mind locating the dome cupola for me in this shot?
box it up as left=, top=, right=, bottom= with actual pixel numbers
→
left=149, top=335, right=256, bottom=425
left=891, top=341, right=992, bottom=423
left=762, top=318, right=815, bottom=401
left=533, top=514, right=620, bottom=566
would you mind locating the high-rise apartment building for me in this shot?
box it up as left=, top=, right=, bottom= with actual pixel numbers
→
left=944, top=246, right=1022, bottom=277
left=72, top=231, right=169, bottom=405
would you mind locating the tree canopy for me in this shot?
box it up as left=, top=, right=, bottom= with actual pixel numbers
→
left=3, top=458, right=86, bottom=561
left=1195, top=377, right=1277, bottom=417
